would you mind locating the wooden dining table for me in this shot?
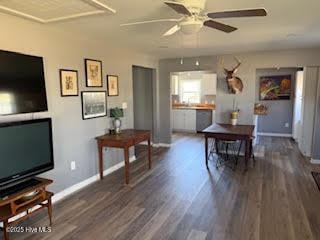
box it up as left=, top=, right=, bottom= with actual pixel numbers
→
left=202, top=123, right=255, bottom=170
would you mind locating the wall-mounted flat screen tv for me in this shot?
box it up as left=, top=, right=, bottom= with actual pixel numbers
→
left=0, top=50, right=48, bottom=115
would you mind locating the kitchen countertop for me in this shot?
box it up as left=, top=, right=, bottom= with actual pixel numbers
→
left=172, top=106, right=215, bottom=110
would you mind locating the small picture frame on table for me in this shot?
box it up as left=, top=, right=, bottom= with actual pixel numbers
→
left=60, top=69, right=79, bottom=97
left=107, top=75, right=119, bottom=96
left=84, top=59, right=103, bottom=87
left=81, top=91, right=107, bottom=120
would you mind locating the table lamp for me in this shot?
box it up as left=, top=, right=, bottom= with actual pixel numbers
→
left=110, top=107, right=124, bottom=134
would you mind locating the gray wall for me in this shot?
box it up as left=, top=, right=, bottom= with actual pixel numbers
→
left=256, top=68, right=299, bottom=134
left=0, top=13, right=158, bottom=193
left=133, top=66, right=154, bottom=134
left=159, top=49, right=320, bottom=146
left=313, top=71, right=320, bottom=160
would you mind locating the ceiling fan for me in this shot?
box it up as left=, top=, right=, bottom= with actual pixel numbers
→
left=120, top=0, right=267, bottom=36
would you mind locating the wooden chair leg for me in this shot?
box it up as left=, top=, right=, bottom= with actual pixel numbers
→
left=47, top=198, right=53, bottom=226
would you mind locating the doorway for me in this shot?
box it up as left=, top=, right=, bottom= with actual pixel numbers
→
left=256, top=67, right=303, bottom=137
left=132, top=66, right=155, bottom=139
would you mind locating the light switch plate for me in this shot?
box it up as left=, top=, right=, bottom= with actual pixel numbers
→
left=71, top=161, right=76, bottom=171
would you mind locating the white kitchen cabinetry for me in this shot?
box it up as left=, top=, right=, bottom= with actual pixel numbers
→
left=202, top=73, right=217, bottom=95
left=185, top=110, right=196, bottom=131
left=172, top=109, right=196, bottom=132
left=171, top=75, right=179, bottom=95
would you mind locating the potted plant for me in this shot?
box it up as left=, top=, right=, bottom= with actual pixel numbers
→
left=110, top=107, right=124, bottom=134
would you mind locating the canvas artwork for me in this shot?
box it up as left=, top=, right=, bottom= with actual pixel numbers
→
left=259, top=75, right=291, bottom=100
left=107, top=75, right=119, bottom=96
left=60, top=69, right=78, bottom=96
left=85, top=59, right=103, bottom=87
left=81, top=91, right=107, bottom=119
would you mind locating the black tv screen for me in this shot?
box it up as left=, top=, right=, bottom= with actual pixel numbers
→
left=0, top=118, right=54, bottom=188
left=0, top=50, right=48, bottom=115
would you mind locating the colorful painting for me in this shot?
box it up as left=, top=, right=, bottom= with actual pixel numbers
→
left=259, top=75, right=291, bottom=100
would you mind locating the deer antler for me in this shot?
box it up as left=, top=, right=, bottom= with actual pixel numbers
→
left=232, top=57, right=241, bottom=71
left=218, top=58, right=229, bottom=74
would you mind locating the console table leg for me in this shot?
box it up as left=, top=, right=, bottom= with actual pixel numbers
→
left=3, top=220, right=9, bottom=240
left=205, top=136, right=209, bottom=168
left=98, top=143, right=104, bottom=180
left=124, top=147, right=129, bottom=184
left=48, top=197, right=53, bottom=226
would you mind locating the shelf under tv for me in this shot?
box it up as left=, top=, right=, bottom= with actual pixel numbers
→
left=0, top=177, right=53, bottom=240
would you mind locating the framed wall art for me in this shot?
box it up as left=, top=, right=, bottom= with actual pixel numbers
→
left=84, top=58, right=103, bottom=87
left=60, top=69, right=79, bottom=96
left=107, top=75, right=119, bottom=96
left=81, top=91, right=107, bottom=120
left=259, top=75, right=292, bottom=100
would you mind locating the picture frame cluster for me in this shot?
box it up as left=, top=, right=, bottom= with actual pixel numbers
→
left=59, top=58, right=119, bottom=119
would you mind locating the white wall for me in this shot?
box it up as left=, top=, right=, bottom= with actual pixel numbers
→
left=0, top=13, right=158, bottom=193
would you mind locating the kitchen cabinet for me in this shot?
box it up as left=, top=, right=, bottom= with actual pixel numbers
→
left=172, top=109, right=196, bottom=132
left=202, top=73, right=217, bottom=95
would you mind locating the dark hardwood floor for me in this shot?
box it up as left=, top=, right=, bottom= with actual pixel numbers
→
left=3, top=133, right=320, bottom=240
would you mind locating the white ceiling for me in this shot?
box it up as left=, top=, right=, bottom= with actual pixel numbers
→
left=4, top=0, right=320, bottom=58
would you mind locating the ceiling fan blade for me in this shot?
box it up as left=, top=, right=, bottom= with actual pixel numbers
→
left=163, top=25, right=181, bottom=36
left=164, top=1, right=191, bottom=16
left=207, top=8, right=267, bottom=19
left=204, top=20, right=237, bottom=33
left=120, top=18, right=180, bottom=26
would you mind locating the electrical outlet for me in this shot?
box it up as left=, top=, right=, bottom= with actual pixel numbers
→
left=285, top=122, right=290, bottom=128
left=71, top=161, right=76, bottom=171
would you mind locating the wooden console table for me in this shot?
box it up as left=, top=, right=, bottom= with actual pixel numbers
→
left=0, top=178, right=53, bottom=240
left=96, top=129, right=152, bottom=184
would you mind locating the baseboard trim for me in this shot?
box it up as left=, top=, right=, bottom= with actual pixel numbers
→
left=52, top=155, right=136, bottom=203
left=257, top=132, right=292, bottom=137
left=311, top=159, right=320, bottom=164
left=138, top=141, right=171, bottom=148
left=153, top=143, right=171, bottom=148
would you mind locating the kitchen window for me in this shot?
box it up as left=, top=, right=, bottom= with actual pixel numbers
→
left=180, top=79, right=201, bottom=104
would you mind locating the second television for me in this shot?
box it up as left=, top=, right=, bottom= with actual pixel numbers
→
left=0, top=50, right=48, bottom=115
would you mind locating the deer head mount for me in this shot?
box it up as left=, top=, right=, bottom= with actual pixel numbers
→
left=221, top=57, right=244, bottom=94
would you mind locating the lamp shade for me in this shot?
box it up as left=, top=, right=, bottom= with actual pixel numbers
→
left=110, top=108, right=124, bottom=118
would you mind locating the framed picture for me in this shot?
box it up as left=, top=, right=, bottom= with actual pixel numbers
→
left=60, top=69, right=79, bottom=96
left=85, top=59, right=103, bottom=87
left=259, top=75, right=291, bottom=100
left=81, top=91, right=107, bottom=120
left=107, top=75, right=119, bottom=96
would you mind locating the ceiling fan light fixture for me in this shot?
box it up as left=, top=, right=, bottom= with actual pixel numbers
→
left=179, top=19, right=203, bottom=34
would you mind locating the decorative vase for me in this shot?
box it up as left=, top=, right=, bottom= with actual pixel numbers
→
left=231, top=118, right=238, bottom=126
left=113, top=118, right=121, bottom=134
left=230, top=111, right=238, bottom=126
